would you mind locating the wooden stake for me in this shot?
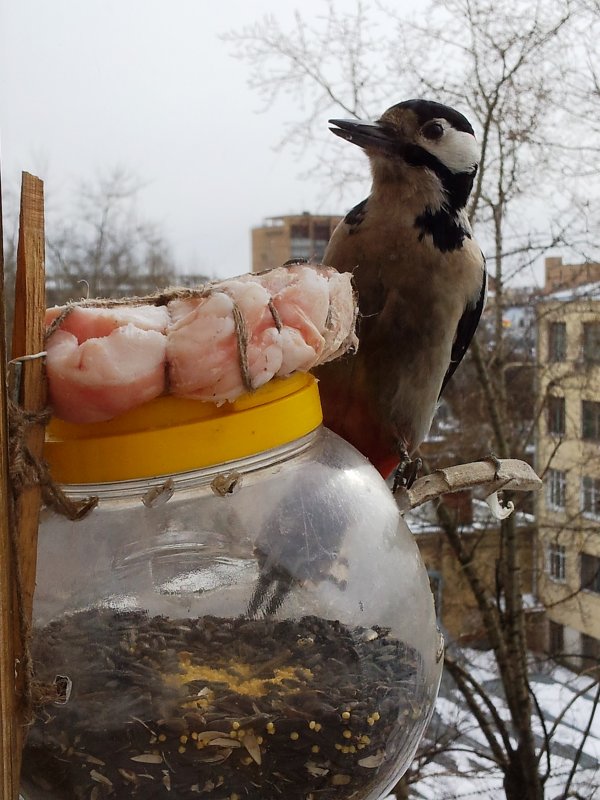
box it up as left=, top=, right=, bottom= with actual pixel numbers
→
left=11, top=172, right=47, bottom=791
left=12, top=172, right=47, bottom=620
left=0, top=160, right=20, bottom=800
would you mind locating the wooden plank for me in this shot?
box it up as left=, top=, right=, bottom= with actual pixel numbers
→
left=0, top=163, right=19, bottom=798
left=11, top=172, right=47, bottom=622
left=11, top=172, right=47, bottom=793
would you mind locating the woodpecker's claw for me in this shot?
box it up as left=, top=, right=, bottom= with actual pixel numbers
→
left=246, top=563, right=298, bottom=618
left=392, top=457, right=422, bottom=493
left=485, top=451, right=502, bottom=480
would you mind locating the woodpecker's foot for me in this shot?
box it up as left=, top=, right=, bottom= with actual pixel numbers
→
left=392, top=457, right=422, bottom=493
left=247, top=563, right=297, bottom=618
left=485, top=451, right=502, bottom=480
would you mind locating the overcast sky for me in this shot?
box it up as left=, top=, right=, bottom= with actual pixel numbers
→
left=0, top=0, right=413, bottom=280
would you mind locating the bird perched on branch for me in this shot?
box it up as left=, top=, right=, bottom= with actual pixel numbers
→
left=314, top=98, right=487, bottom=489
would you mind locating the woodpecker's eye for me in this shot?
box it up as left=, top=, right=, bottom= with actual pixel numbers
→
left=422, top=121, right=444, bottom=141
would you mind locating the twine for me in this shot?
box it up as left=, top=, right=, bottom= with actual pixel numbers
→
left=230, top=301, right=252, bottom=393
left=8, top=398, right=99, bottom=522
left=44, top=281, right=310, bottom=400
left=8, top=373, right=99, bottom=718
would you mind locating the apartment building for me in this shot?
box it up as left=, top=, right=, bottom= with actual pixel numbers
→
left=544, top=256, right=600, bottom=294
left=536, top=269, right=600, bottom=671
left=251, top=213, right=342, bottom=272
left=408, top=495, right=538, bottom=646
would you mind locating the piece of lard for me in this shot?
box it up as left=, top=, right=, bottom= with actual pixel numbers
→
left=46, top=325, right=167, bottom=423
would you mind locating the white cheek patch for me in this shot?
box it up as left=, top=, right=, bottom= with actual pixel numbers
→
left=420, top=122, right=480, bottom=174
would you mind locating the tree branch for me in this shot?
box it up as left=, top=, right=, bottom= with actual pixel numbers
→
left=395, top=457, right=541, bottom=512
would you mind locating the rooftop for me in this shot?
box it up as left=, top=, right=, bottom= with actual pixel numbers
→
left=257, top=212, right=342, bottom=227
left=405, top=497, right=534, bottom=536
left=539, top=281, right=600, bottom=303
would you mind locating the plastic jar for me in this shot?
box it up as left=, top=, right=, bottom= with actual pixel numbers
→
left=21, top=373, right=442, bottom=800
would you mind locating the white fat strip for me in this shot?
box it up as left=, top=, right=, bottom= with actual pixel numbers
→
left=420, top=120, right=480, bottom=174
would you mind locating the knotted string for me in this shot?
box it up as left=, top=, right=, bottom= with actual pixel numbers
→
left=8, top=360, right=99, bottom=717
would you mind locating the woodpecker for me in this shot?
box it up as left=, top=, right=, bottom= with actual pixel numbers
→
left=247, top=467, right=350, bottom=618
left=314, top=99, right=487, bottom=488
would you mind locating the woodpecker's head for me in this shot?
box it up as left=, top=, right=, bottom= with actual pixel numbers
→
left=330, top=99, right=479, bottom=209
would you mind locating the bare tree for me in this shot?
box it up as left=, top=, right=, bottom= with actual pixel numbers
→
left=227, top=1, right=600, bottom=798
left=45, top=168, right=176, bottom=305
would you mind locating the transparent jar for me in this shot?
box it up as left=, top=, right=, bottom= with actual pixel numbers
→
left=21, top=374, right=442, bottom=800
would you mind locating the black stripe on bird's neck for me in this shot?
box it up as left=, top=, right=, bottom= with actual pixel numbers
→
left=414, top=207, right=472, bottom=253
left=403, top=143, right=476, bottom=212
left=403, top=143, right=475, bottom=253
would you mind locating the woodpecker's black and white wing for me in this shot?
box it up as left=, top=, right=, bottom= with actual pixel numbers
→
left=439, top=264, right=487, bottom=397
left=344, top=197, right=369, bottom=233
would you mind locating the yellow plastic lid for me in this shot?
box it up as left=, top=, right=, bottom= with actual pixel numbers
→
left=45, top=373, right=323, bottom=484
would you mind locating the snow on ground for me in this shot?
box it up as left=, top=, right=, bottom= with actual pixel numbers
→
left=391, top=649, right=600, bottom=799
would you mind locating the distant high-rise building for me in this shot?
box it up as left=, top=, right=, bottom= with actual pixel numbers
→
left=251, top=212, right=343, bottom=273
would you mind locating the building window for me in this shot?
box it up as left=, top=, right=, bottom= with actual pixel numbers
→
left=547, top=396, right=565, bottom=435
left=547, top=543, right=566, bottom=581
left=290, top=237, right=312, bottom=259
left=581, top=633, right=600, bottom=665
left=582, top=476, right=600, bottom=518
left=312, top=223, right=333, bottom=262
left=548, top=322, right=567, bottom=362
left=312, top=241, right=328, bottom=261
left=549, top=620, right=564, bottom=654
left=289, top=223, right=311, bottom=260
left=546, top=470, right=566, bottom=511
left=290, top=224, right=310, bottom=239
left=582, top=401, right=600, bottom=441
left=583, top=322, right=600, bottom=363
left=313, top=223, right=332, bottom=241
left=580, top=553, right=600, bottom=594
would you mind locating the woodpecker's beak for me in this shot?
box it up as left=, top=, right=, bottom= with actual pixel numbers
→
left=329, top=119, right=400, bottom=155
